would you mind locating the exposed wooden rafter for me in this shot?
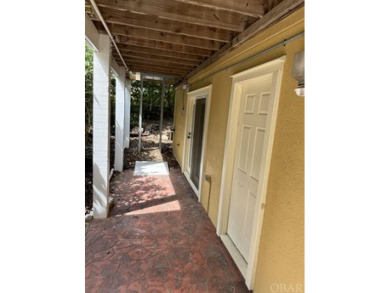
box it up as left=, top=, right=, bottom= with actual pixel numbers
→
left=113, top=51, right=201, bottom=67
left=116, top=45, right=206, bottom=62
left=186, top=0, right=304, bottom=80
left=173, top=0, right=265, bottom=18
left=128, top=64, right=186, bottom=76
left=114, top=36, right=213, bottom=57
left=94, top=0, right=255, bottom=32
left=264, top=0, right=285, bottom=12
left=128, top=65, right=187, bottom=75
left=118, top=58, right=195, bottom=71
left=94, top=21, right=224, bottom=50
left=115, top=56, right=187, bottom=74
left=232, top=0, right=303, bottom=48
left=86, top=0, right=303, bottom=79
left=94, top=7, right=234, bottom=42
left=129, top=68, right=181, bottom=77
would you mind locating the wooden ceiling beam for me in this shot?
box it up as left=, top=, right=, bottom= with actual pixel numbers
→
left=126, top=64, right=182, bottom=75
left=94, top=21, right=224, bottom=50
left=95, top=0, right=254, bottom=32
left=119, top=58, right=195, bottom=71
left=112, top=51, right=200, bottom=67
left=128, top=63, right=188, bottom=74
left=112, top=56, right=129, bottom=68
left=95, top=7, right=234, bottom=42
left=231, top=0, right=303, bottom=48
left=114, top=36, right=213, bottom=57
left=115, top=56, right=195, bottom=73
left=113, top=56, right=188, bottom=75
left=264, top=0, right=285, bottom=12
left=133, top=76, right=177, bottom=83
left=129, top=67, right=183, bottom=77
left=173, top=0, right=265, bottom=18
left=116, top=45, right=206, bottom=62
left=186, top=0, right=304, bottom=79
left=123, top=61, right=194, bottom=74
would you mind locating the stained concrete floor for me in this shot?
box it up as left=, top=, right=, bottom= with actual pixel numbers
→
left=86, top=168, right=250, bottom=292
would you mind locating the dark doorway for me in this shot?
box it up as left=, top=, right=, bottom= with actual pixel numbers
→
left=190, top=98, right=206, bottom=188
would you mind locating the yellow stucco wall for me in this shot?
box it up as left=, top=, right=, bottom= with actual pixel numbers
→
left=173, top=7, right=304, bottom=293
left=172, top=86, right=186, bottom=167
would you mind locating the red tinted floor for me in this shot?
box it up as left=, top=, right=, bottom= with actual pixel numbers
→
left=86, top=168, right=251, bottom=293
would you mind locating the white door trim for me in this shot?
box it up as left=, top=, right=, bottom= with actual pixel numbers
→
left=216, top=56, right=286, bottom=289
left=182, top=85, right=212, bottom=202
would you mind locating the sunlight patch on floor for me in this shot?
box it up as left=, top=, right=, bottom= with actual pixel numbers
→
left=124, top=199, right=181, bottom=215
left=134, top=161, right=169, bottom=175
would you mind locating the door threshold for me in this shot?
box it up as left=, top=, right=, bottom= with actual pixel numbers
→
left=220, top=234, right=247, bottom=278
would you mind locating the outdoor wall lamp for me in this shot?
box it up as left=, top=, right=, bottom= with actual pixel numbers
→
left=292, top=50, right=304, bottom=96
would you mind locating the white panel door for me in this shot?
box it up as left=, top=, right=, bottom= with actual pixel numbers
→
left=227, top=73, right=273, bottom=261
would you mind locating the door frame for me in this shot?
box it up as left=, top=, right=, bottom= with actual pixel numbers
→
left=182, top=85, right=212, bottom=201
left=216, top=56, right=285, bottom=289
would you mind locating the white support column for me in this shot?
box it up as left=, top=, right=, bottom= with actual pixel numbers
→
left=159, top=81, right=165, bottom=151
left=138, top=75, right=144, bottom=153
left=93, top=34, right=111, bottom=218
left=114, top=66, right=126, bottom=172
left=124, top=78, right=131, bottom=148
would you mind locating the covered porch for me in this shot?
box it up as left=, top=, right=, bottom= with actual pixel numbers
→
left=85, top=0, right=304, bottom=292
left=86, top=168, right=248, bottom=292
left=85, top=0, right=303, bottom=218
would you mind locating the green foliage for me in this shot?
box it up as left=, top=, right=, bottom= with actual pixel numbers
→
left=85, top=44, right=93, bottom=143
left=130, top=80, right=175, bottom=128
left=110, top=75, right=116, bottom=135
left=85, top=43, right=176, bottom=140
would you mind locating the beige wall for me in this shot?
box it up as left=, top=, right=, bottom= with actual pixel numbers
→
left=173, top=7, right=304, bottom=292
left=172, top=86, right=186, bottom=167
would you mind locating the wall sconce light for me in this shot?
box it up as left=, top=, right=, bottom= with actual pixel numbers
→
left=292, top=50, right=304, bottom=96
left=182, top=82, right=189, bottom=91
